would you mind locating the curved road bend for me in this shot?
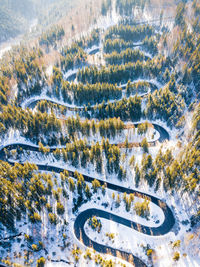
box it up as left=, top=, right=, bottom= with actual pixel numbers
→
left=0, top=124, right=172, bottom=267
left=75, top=209, right=147, bottom=266
left=0, top=122, right=169, bottom=156
left=0, top=155, right=175, bottom=266
left=0, top=154, right=175, bottom=266
left=21, top=81, right=160, bottom=110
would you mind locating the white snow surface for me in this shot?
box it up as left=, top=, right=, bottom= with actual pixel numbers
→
left=1, top=5, right=199, bottom=267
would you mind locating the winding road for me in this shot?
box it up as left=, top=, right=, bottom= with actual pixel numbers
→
left=3, top=44, right=169, bottom=266
left=0, top=122, right=170, bottom=155
left=0, top=122, right=173, bottom=267
left=0, top=12, right=177, bottom=267
left=21, top=78, right=161, bottom=111
left=1, top=29, right=173, bottom=267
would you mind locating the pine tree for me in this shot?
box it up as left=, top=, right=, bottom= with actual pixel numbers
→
left=92, top=179, right=101, bottom=193
left=129, top=155, right=135, bottom=168
left=85, top=184, right=92, bottom=199
left=77, top=180, right=83, bottom=196
left=141, top=137, right=149, bottom=153
left=57, top=202, right=65, bottom=215
left=102, top=184, right=106, bottom=196
left=69, top=178, right=75, bottom=192
left=125, top=135, right=129, bottom=152
left=135, top=164, right=141, bottom=187
left=116, top=194, right=121, bottom=208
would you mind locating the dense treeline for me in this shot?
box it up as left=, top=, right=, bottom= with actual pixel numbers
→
left=49, top=75, right=122, bottom=105
left=103, top=38, right=133, bottom=54
left=105, top=24, right=154, bottom=42
left=0, top=105, right=65, bottom=145
left=39, top=25, right=65, bottom=48
left=104, top=48, right=146, bottom=65
left=125, top=80, right=150, bottom=96
left=175, top=133, right=199, bottom=194
left=13, top=48, right=46, bottom=103
left=0, top=46, right=46, bottom=106
left=103, top=36, right=158, bottom=56
left=146, top=86, right=185, bottom=127
left=76, top=29, right=100, bottom=49
left=82, top=95, right=142, bottom=121
left=134, top=121, right=199, bottom=195
left=61, top=43, right=87, bottom=72
left=0, top=76, right=9, bottom=105
left=64, top=116, right=124, bottom=139
left=65, top=82, right=121, bottom=106
left=36, top=99, right=152, bottom=141
left=77, top=56, right=172, bottom=84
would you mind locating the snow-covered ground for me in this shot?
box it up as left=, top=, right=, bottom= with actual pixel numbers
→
left=1, top=3, right=199, bottom=267
left=21, top=76, right=163, bottom=112
left=1, top=128, right=199, bottom=267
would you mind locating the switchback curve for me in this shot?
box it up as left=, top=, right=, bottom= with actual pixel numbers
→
left=0, top=127, right=173, bottom=266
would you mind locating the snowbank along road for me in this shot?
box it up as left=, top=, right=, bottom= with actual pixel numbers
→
left=0, top=124, right=174, bottom=267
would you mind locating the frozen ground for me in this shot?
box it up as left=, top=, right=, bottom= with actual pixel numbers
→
left=1, top=124, right=199, bottom=267
left=1, top=3, right=199, bottom=267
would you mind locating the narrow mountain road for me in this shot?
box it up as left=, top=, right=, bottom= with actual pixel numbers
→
left=0, top=122, right=169, bottom=155
left=0, top=123, right=173, bottom=267
left=20, top=79, right=159, bottom=110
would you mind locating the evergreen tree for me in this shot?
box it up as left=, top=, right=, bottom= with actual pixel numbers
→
left=141, top=138, right=149, bottom=153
